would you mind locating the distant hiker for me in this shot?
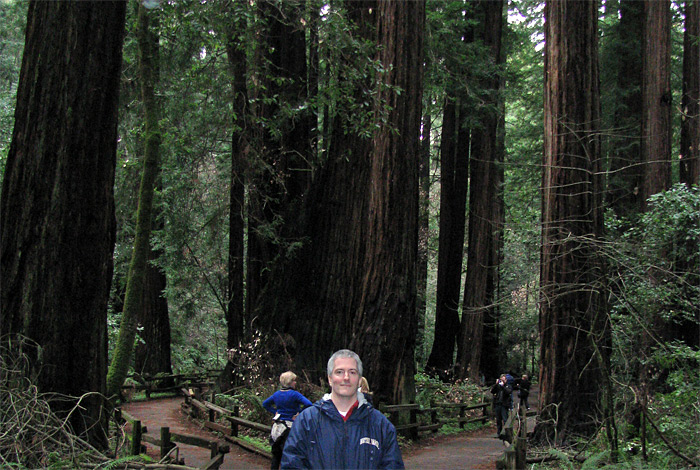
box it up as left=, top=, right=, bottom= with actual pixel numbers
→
left=359, top=376, right=374, bottom=406
left=491, top=374, right=513, bottom=438
left=263, top=371, right=312, bottom=470
left=281, top=349, right=404, bottom=469
left=517, top=374, right=531, bottom=411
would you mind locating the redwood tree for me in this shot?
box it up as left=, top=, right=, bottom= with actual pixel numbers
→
left=537, top=0, right=610, bottom=443
left=246, top=0, right=313, bottom=318
left=457, top=0, right=504, bottom=383
left=681, top=0, right=700, bottom=189
left=258, top=0, right=425, bottom=405
left=0, top=1, right=126, bottom=446
left=348, top=0, right=425, bottom=404
left=426, top=95, right=467, bottom=377
left=107, top=2, right=163, bottom=397
left=640, top=0, right=672, bottom=209
left=132, top=5, right=172, bottom=379
left=606, top=0, right=643, bottom=218
left=225, top=0, right=249, bottom=349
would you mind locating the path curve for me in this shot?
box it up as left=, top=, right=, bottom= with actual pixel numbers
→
left=122, top=396, right=519, bottom=469
left=121, top=397, right=269, bottom=469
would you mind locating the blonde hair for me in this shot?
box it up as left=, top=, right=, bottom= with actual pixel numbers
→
left=280, top=371, right=297, bottom=388
left=359, top=376, right=371, bottom=393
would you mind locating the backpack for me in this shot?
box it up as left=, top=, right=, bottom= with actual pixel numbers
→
left=505, top=374, right=515, bottom=388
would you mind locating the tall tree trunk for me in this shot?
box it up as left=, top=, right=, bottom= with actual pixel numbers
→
left=225, top=1, right=249, bottom=349
left=247, top=0, right=312, bottom=319
left=457, top=0, right=504, bottom=383
left=681, top=0, right=700, bottom=188
left=425, top=96, right=467, bottom=377
left=349, top=0, right=425, bottom=404
left=255, top=1, right=377, bottom=374
left=537, top=0, right=610, bottom=444
left=607, top=0, right=643, bottom=218
left=133, top=236, right=172, bottom=377
left=675, top=0, right=700, bottom=349
left=132, top=8, right=170, bottom=377
left=640, top=0, right=672, bottom=209
left=0, top=1, right=125, bottom=447
left=257, top=0, right=424, bottom=405
left=107, top=2, right=162, bottom=398
left=481, top=88, right=507, bottom=381
left=416, top=109, right=432, bottom=368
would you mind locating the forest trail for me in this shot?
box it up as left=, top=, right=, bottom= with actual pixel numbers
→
left=121, top=398, right=269, bottom=469
left=122, top=390, right=538, bottom=469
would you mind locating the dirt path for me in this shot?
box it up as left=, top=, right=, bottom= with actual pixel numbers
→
left=122, top=393, right=535, bottom=469
left=403, top=426, right=508, bottom=469
left=121, top=397, right=269, bottom=469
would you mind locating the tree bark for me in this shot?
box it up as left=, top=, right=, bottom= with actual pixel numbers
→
left=0, top=0, right=125, bottom=447
left=349, top=0, right=425, bottom=404
left=457, top=0, right=504, bottom=383
left=134, top=239, right=172, bottom=377
left=607, top=0, right=643, bottom=218
left=416, top=109, right=432, bottom=368
left=257, top=0, right=424, bottom=405
left=537, top=0, right=609, bottom=443
left=640, top=0, right=672, bottom=209
left=246, top=0, right=312, bottom=318
left=107, top=2, right=162, bottom=398
left=681, top=0, right=700, bottom=188
left=225, top=0, right=249, bottom=349
left=426, top=96, right=467, bottom=377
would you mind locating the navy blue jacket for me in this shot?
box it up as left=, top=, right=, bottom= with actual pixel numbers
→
left=281, top=393, right=404, bottom=469
left=263, top=389, right=312, bottom=422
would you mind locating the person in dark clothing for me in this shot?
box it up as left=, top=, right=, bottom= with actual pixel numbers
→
left=263, top=371, right=312, bottom=470
left=281, top=349, right=404, bottom=469
left=490, top=374, right=513, bottom=438
left=517, top=374, right=531, bottom=411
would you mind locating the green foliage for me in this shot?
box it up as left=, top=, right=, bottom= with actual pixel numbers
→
left=604, top=184, right=700, bottom=468
left=0, top=0, right=26, bottom=174
left=414, top=372, right=485, bottom=408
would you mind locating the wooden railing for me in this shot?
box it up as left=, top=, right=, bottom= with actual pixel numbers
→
left=116, top=407, right=230, bottom=470
left=180, top=387, right=273, bottom=460
left=119, top=373, right=498, bottom=464
left=121, top=372, right=217, bottom=400
left=381, top=399, right=491, bottom=439
left=497, top=404, right=537, bottom=470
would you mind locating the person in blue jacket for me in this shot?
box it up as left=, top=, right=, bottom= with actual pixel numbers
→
left=281, top=349, right=404, bottom=469
left=263, top=371, right=313, bottom=469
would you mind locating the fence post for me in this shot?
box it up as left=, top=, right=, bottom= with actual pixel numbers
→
left=459, top=405, right=466, bottom=429
left=131, top=420, right=142, bottom=456
left=160, top=427, right=173, bottom=460
left=410, top=407, right=418, bottom=440
left=515, top=403, right=527, bottom=468
left=231, top=405, right=239, bottom=437
left=210, top=440, right=219, bottom=459
left=430, top=400, right=438, bottom=434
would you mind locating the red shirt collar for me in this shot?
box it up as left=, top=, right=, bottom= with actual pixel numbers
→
left=342, top=400, right=359, bottom=422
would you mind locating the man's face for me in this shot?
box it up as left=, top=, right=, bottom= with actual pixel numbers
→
left=328, top=356, right=361, bottom=399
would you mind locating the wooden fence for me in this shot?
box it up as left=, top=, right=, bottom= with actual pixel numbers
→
left=116, top=407, right=230, bottom=470
left=118, top=373, right=497, bottom=464
left=121, top=372, right=217, bottom=400
left=381, top=399, right=491, bottom=439
left=497, top=404, right=537, bottom=470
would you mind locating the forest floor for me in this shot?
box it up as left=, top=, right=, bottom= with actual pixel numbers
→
left=121, top=390, right=537, bottom=469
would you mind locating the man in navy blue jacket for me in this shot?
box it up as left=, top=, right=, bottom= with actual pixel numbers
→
left=281, top=349, right=404, bottom=469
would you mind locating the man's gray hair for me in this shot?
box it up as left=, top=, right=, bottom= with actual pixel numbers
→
left=327, top=349, right=363, bottom=377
